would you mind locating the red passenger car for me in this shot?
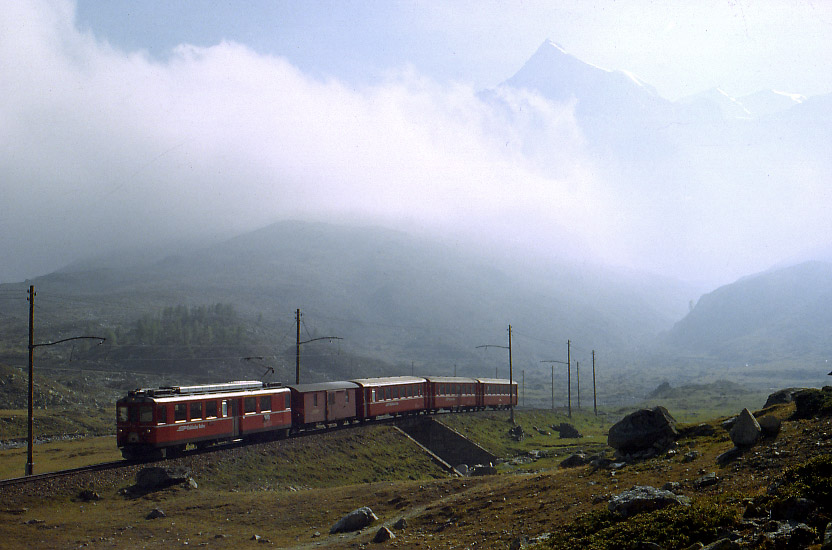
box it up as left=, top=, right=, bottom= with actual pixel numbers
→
left=351, top=376, right=427, bottom=420
left=288, top=382, right=359, bottom=429
left=477, top=378, right=517, bottom=409
left=116, top=381, right=291, bottom=459
left=425, top=376, right=478, bottom=412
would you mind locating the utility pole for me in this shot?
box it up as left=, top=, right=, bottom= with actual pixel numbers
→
left=576, top=361, right=580, bottom=410
left=592, top=350, right=597, bottom=416
left=508, top=324, right=514, bottom=423
left=295, top=308, right=342, bottom=385
left=567, top=340, right=572, bottom=418
left=522, top=369, right=524, bottom=408
left=551, top=364, right=554, bottom=410
left=26, top=285, right=35, bottom=477
left=295, top=309, right=301, bottom=384
left=25, top=284, right=106, bottom=476
left=476, top=324, right=514, bottom=424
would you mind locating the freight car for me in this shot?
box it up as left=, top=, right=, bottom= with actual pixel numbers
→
left=117, top=376, right=517, bottom=459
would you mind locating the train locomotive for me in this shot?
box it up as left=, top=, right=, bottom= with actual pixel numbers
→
left=116, top=375, right=517, bottom=460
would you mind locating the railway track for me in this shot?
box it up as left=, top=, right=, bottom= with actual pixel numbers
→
left=0, top=412, right=429, bottom=489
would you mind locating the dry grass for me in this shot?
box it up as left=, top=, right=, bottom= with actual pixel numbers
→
left=1, top=402, right=831, bottom=549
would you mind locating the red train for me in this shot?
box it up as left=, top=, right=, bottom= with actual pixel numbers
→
left=117, top=376, right=517, bottom=459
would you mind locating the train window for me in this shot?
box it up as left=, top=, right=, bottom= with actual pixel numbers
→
left=118, top=406, right=128, bottom=422
left=222, top=400, right=228, bottom=417
left=284, top=393, right=291, bottom=409
left=244, top=396, right=257, bottom=414
left=345, top=391, right=350, bottom=403
left=261, top=395, right=272, bottom=412
left=157, top=406, right=167, bottom=424
left=190, top=402, right=202, bottom=420
left=174, top=403, right=187, bottom=422
left=393, top=387, right=399, bottom=399
left=407, top=386, right=412, bottom=398
left=313, top=394, right=318, bottom=407
left=140, top=406, right=153, bottom=423
left=206, top=401, right=217, bottom=418
left=385, top=388, right=392, bottom=400
left=371, top=389, right=376, bottom=402
left=328, top=393, right=335, bottom=406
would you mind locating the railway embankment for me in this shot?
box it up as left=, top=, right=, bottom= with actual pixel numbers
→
left=396, top=416, right=498, bottom=472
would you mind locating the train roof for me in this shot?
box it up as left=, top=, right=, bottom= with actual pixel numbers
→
left=350, top=376, right=427, bottom=387
left=423, top=376, right=478, bottom=383
left=121, top=380, right=287, bottom=401
left=288, top=381, right=360, bottom=392
left=476, top=378, right=516, bottom=385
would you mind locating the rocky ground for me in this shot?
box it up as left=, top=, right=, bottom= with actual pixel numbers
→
left=1, top=389, right=832, bottom=549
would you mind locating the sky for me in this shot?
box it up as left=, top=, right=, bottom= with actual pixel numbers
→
left=1, top=0, right=831, bottom=287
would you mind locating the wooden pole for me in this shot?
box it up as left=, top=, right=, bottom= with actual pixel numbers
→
left=592, top=350, right=597, bottom=416
left=567, top=340, right=571, bottom=418
left=295, top=308, right=301, bottom=384
left=26, top=285, right=35, bottom=476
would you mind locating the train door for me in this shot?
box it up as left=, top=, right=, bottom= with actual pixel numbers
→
left=227, top=399, right=240, bottom=437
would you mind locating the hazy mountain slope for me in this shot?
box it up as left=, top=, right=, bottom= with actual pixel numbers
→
left=663, top=261, right=832, bottom=362
left=6, top=221, right=692, bottom=380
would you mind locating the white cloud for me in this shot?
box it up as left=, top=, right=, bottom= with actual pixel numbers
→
left=0, top=0, right=614, bottom=282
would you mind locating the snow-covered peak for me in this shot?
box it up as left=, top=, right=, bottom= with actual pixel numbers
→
left=737, top=89, right=806, bottom=118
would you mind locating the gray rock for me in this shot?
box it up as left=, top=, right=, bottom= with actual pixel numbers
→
left=758, top=415, right=781, bottom=438
left=608, top=485, right=690, bottom=518
left=729, top=408, right=761, bottom=447
left=682, top=450, right=700, bottom=463
left=372, top=526, right=395, bottom=543
left=770, top=497, right=816, bottom=522
left=393, top=518, right=407, bottom=530
left=553, top=423, right=583, bottom=439
left=470, top=464, right=497, bottom=476
left=330, top=507, right=378, bottom=534
left=135, top=467, right=191, bottom=490
left=662, top=481, right=681, bottom=493
left=454, top=464, right=469, bottom=476
left=822, top=521, right=832, bottom=550
left=508, top=425, right=525, bottom=441
left=716, top=446, right=743, bottom=465
left=146, top=508, right=166, bottom=520
left=694, top=472, right=718, bottom=489
left=509, top=535, right=530, bottom=550
left=608, top=407, right=678, bottom=456
left=763, top=388, right=806, bottom=408
left=560, top=452, right=590, bottom=468
left=764, top=520, right=815, bottom=548
left=702, top=539, right=739, bottom=550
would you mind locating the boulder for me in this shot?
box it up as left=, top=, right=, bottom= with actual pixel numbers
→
left=716, top=446, right=743, bottom=465
left=608, top=406, right=678, bottom=456
left=372, top=526, right=395, bottom=543
left=508, top=425, right=525, bottom=441
left=694, top=472, right=718, bottom=489
left=729, top=408, right=761, bottom=447
left=559, top=452, right=590, bottom=468
left=135, top=467, right=191, bottom=491
left=470, top=464, right=497, bottom=476
left=553, top=423, right=583, bottom=439
left=608, top=485, right=690, bottom=518
left=823, top=521, right=832, bottom=550
left=146, top=508, right=166, bottom=520
left=770, top=497, right=816, bottom=522
left=758, top=415, right=781, bottom=438
left=763, top=388, right=806, bottom=408
left=330, top=507, right=378, bottom=534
